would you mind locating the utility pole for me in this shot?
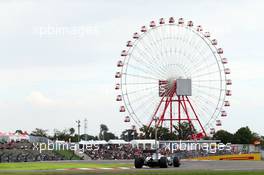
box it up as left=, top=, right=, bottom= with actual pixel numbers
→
left=76, top=120, right=81, bottom=142
left=84, top=118, right=88, bottom=141
left=154, top=116, right=159, bottom=160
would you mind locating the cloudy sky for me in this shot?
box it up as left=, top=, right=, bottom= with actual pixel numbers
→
left=0, top=0, right=263, bottom=137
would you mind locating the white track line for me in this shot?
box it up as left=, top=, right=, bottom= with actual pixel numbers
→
left=118, top=167, right=131, bottom=169
left=99, top=168, right=114, bottom=170
left=78, top=168, right=94, bottom=170
left=56, top=167, right=132, bottom=171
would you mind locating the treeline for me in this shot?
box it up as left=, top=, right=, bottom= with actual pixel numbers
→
left=212, top=126, right=262, bottom=144
left=17, top=123, right=264, bottom=147
left=20, top=124, right=118, bottom=142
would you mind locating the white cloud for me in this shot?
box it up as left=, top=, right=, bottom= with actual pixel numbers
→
left=26, top=91, right=56, bottom=107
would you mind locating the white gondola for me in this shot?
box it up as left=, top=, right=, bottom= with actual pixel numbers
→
left=217, top=48, right=223, bottom=54
left=117, top=60, right=123, bottom=67
left=159, top=18, right=165, bottom=24
left=222, top=58, right=228, bottom=64
left=226, top=90, right=232, bottom=96
left=169, top=17, right=175, bottom=24
left=187, top=21, right=193, bottom=27
left=221, top=110, right=227, bottom=117
left=115, top=72, right=121, bottom=78
left=115, top=83, right=120, bottom=90
left=211, top=39, right=217, bottom=45
left=126, top=41, right=133, bottom=47
left=178, top=18, right=184, bottom=24
left=204, top=32, right=210, bottom=37
left=150, top=21, right=156, bottom=27
left=196, top=25, right=203, bottom=32
left=226, top=79, right=232, bottom=85
left=210, top=128, right=215, bottom=135
left=224, top=101, right=230, bottom=107
left=141, top=26, right=147, bottom=32
left=120, top=106, right=125, bottom=112
left=121, top=50, right=128, bottom=56
left=133, top=32, right=140, bottom=39
left=224, top=68, right=231, bottom=74
left=216, top=120, right=222, bottom=126
left=116, top=95, right=122, bottom=101
left=124, top=116, right=130, bottom=122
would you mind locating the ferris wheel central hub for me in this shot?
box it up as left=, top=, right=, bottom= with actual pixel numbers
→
left=159, top=79, right=192, bottom=97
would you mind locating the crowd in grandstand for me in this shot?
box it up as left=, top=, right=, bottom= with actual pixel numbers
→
left=0, top=134, right=259, bottom=162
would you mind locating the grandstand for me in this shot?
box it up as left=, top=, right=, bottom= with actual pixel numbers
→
left=0, top=131, right=262, bottom=162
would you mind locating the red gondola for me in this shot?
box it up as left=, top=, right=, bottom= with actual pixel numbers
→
left=120, top=106, right=125, bottom=112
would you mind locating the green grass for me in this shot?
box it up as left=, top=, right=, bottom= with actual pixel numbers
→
left=0, top=162, right=132, bottom=170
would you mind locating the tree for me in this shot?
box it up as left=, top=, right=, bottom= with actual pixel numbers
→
left=104, top=132, right=118, bottom=141
left=233, top=126, right=254, bottom=144
left=120, top=129, right=138, bottom=141
left=69, top=128, right=75, bottom=136
left=139, top=125, right=153, bottom=139
left=30, top=128, right=48, bottom=137
left=98, top=124, right=117, bottom=141
left=173, top=122, right=196, bottom=140
left=213, top=130, right=234, bottom=144
left=80, top=134, right=96, bottom=141
left=139, top=125, right=175, bottom=140
left=99, top=124, right=109, bottom=140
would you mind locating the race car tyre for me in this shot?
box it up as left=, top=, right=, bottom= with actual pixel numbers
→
left=159, top=157, right=168, bottom=168
left=134, top=157, right=144, bottom=168
left=173, top=156, right=180, bottom=167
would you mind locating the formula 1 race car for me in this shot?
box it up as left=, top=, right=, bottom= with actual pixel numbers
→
left=134, top=150, right=180, bottom=168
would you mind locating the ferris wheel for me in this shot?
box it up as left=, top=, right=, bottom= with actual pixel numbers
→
left=115, top=17, right=232, bottom=138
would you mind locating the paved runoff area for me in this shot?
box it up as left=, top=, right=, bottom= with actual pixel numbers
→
left=1, top=160, right=264, bottom=173
left=55, top=160, right=264, bottom=171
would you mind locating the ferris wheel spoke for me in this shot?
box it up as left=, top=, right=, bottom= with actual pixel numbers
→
left=143, top=30, right=170, bottom=73
left=124, top=82, right=157, bottom=85
left=183, top=35, right=213, bottom=69
left=130, top=95, right=158, bottom=113
left=126, top=63, right=165, bottom=80
left=124, top=73, right=160, bottom=81
left=130, top=50, right=168, bottom=79
left=191, top=70, right=220, bottom=78
left=128, top=90, right=157, bottom=104
left=132, top=95, right=160, bottom=122
left=192, top=83, right=224, bottom=91
left=137, top=32, right=169, bottom=69
left=188, top=61, right=218, bottom=76
left=188, top=97, right=212, bottom=127
left=192, top=95, right=219, bottom=125
left=192, top=79, right=223, bottom=82
left=193, top=87, right=223, bottom=102
left=123, top=85, right=158, bottom=95
left=194, top=95, right=218, bottom=110
left=184, top=49, right=212, bottom=75
left=185, top=44, right=218, bottom=75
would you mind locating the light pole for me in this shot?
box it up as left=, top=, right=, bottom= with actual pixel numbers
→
left=84, top=118, right=88, bottom=141
left=76, top=120, right=81, bottom=142
left=154, top=116, right=159, bottom=159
